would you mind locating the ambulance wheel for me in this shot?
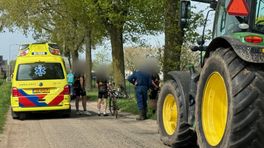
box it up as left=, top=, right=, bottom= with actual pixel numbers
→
left=11, top=109, right=19, bottom=119
left=157, top=80, right=195, bottom=147
left=63, top=107, right=71, bottom=118
left=18, top=113, right=26, bottom=120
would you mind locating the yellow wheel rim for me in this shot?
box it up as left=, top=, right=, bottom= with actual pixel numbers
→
left=163, top=94, right=177, bottom=135
left=202, top=72, right=228, bottom=146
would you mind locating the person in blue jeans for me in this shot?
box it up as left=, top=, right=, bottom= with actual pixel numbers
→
left=128, top=69, right=152, bottom=120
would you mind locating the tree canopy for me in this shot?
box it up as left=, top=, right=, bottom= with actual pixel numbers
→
left=0, top=0, right=208, bottom=86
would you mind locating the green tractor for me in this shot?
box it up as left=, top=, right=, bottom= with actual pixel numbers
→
left=157, top=0, right=264, bottom=147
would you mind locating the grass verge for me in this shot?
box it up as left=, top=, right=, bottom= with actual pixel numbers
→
left=117, top=98, right=157, bottom=120
left=87, top=89, right=99, bottom=101
left=0, top=81, right=11, bottom=133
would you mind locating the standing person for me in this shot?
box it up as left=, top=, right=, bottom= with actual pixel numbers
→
left=149, top=72, right=160, bottom=114
left=96, top=74, right=109, bottom=116
left=74, top=75, right=91, bottom=115
left=67, top=70, right=74, bottom=98
left=128, top=68, right=152, bottom=120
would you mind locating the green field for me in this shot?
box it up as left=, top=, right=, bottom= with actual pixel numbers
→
left=0, top=80, right=11, bottom=133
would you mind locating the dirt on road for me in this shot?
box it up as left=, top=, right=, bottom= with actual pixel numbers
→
left=0, top=101, right=167, bottom=148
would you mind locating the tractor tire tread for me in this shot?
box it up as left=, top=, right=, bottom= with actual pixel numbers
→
left=197, top=48, right=264, bottom=148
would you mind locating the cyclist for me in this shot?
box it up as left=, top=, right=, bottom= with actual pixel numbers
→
left=96, top=74, right=109, bottom=116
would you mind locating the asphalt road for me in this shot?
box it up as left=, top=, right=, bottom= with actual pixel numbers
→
left=0, top=101, right=167, bottom=148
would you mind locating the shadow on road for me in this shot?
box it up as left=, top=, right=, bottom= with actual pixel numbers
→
left=171, top=133, right=199, bottom=148
left=17, top=109, right=139, bottom=121
left=18, top=110, right=97, bottom=121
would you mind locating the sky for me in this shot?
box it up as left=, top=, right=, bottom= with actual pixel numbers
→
left=0, top=29, right=165, bottom=63
left=0, top=2, right=210, bottom=63
left=0, top=30, right=35, bottom=63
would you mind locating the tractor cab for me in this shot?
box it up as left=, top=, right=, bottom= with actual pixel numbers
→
left=180, top=0, right=264, bottom=44
left=181, top=0, right=264, bottom=64
left=213, top=0, right=264, bottom=40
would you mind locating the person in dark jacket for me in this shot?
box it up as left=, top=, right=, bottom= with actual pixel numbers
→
left=128, top=69, right=152, bottom=120
left=96, top=74, right=109, bottom=116
left=149, top=72, right=160, bottom=114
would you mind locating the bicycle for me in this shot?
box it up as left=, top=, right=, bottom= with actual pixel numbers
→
left=116, top=85, right=130, bottom=99
left=108, top=88, right=119, bottom=118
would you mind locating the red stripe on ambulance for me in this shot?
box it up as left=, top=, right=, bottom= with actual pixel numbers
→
left=19, top=96, right=36, bottom=107
left=48, top=92, right=64, bottom=106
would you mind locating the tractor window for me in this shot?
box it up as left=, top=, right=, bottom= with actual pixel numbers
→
left=225, top=15, right=240, bottom=33
left=215, top=4, right=226, bottom=37
left=220, top=9, right=226, bottom=32
left=255, top=0, right=264, bottom=33
left=224, top=0, right=241, bottom=34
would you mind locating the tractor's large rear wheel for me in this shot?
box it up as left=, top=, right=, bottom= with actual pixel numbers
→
left=196, top=48, right=264, bottom=148
left=157, top=80, right=196, bottom=147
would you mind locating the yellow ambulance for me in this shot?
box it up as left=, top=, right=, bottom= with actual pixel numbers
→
left=11, top=43, right=71, bottom=119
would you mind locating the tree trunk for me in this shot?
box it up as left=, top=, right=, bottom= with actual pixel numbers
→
left=163, top=0, right=183, bottom=79
left=67, top=54, right=72, bottom=70
left=108, top=25, right=126, bottom=89
left=85, top=29, right=92, bottom=90
left=71, top=50, right=79, bottom=73
left=65, top=50, right=72, bottom=70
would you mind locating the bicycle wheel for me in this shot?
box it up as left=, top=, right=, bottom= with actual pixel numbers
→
left=113, top=99, right=118, bottom=118
left=115, top=109, right=118, bottom=119
left=109, top=97, right=114, bottom=116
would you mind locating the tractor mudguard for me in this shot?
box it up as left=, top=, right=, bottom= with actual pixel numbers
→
left=168, top=71, right=190, bottom=119
left=158, top=71, right=197, bottom=146
left=205, top=36, right=264, bottom=64
left=168, top=71, right=196, bottom=126
left=168, top=71, right=191, bottom=101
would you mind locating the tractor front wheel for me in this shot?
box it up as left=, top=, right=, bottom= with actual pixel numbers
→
left=157, top=80, right=196, bottom=147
